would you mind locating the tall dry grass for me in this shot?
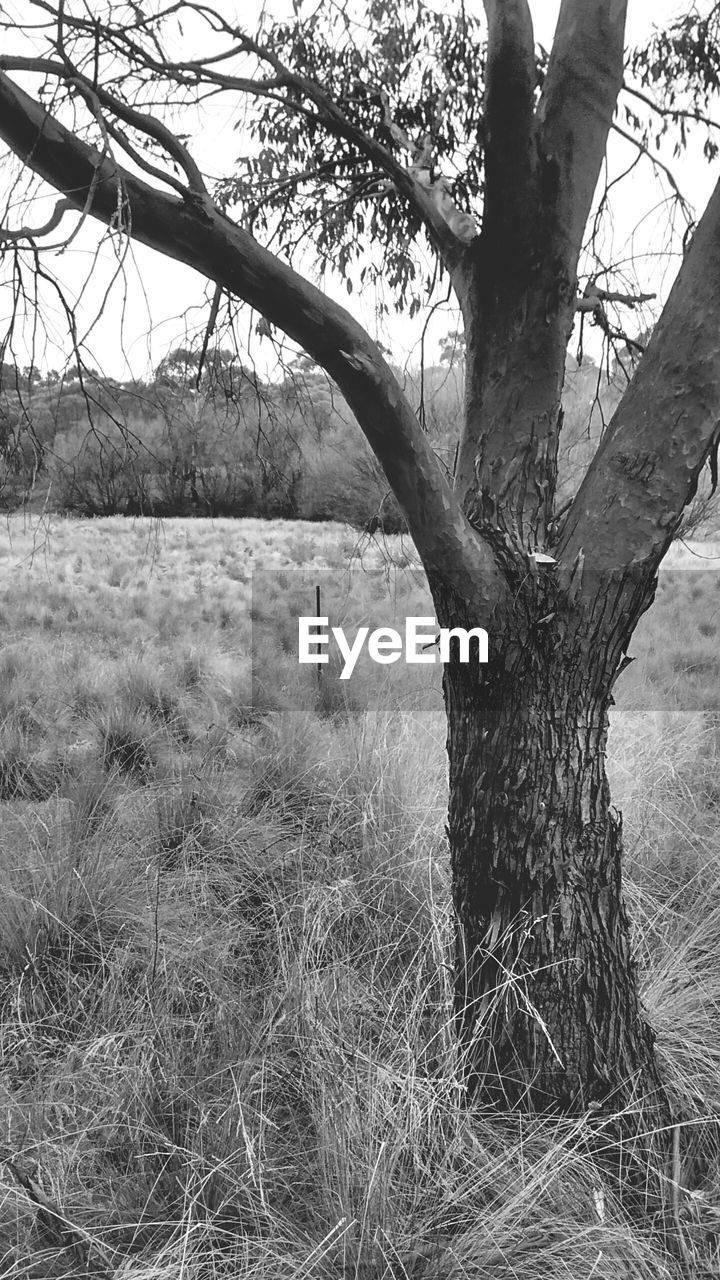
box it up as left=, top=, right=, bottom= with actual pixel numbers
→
left=0, top=516, right=718, bottom=1277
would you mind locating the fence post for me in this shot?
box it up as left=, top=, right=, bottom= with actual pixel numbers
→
left=315, top=583, right=322, bottom=689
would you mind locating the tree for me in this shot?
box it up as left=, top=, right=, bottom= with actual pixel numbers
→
left=2, top=0, right=720, bottom=1168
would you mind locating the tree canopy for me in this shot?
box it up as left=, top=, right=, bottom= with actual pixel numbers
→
left=2, top=2, right=719, bottom=584
left=0, top=3, right=713, bottom=367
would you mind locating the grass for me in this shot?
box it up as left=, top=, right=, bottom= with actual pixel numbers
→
left=0, top=514, right=719, bottom=1276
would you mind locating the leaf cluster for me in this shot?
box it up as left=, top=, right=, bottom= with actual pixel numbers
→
left=217, top=0, right=486, bottom=312
left=630, top=4, right=720, bottom=163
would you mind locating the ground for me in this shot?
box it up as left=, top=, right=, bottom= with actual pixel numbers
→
left=0, top=513, right=719, bottom=1278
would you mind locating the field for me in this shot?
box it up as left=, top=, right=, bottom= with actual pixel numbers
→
left=0, top=513, right=720, bottom=1278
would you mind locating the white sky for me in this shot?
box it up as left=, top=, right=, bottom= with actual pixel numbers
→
left=2, top=0, right=716, bottom=380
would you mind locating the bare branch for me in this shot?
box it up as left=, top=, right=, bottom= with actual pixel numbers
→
left=99, top=114, right=193, bottom=197
left=0, top=195, right=75, bottom=243
left=0, top=54, right=207, bottom=194
left=196, top=284, right=222, bottom=388
left=611, top=121, right=692, bottom=213
left=575, top=285, right=656, bottom=313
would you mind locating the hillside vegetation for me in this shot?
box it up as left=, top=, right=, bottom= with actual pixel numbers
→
left=7, top=349, right=703, bottom=535
left=0, top=516, right=719, bottom=1276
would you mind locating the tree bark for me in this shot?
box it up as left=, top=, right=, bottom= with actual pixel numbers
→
left=430, top=567, right=667, bottom=1125
left=455, top=0, right=628, bottom=544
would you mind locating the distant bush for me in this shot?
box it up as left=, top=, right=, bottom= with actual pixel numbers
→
left=11, top=346, right=718, bottom=536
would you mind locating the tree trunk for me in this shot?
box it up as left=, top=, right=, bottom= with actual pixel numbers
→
left=431, top=568, right=667, bottom=1123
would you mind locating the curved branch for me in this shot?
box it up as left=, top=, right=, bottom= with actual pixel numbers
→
left=623, top=81, right=720, bottom=135
left=0, top=68, right=505, bottom=610
left=558, top=173, right=720, bottom=581
left=0, top=54, right=207, bottom=194
left=0, top=195, right=74, bottom=243
left=99, top=114, right=193, bottom=197
left=611, top=121, right=691, bottom=213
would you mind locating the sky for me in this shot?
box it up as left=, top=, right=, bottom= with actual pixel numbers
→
left=2, top=0, right=716, bottom=382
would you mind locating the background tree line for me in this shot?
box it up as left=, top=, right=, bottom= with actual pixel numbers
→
left=1, top=340, right=677, bottom=534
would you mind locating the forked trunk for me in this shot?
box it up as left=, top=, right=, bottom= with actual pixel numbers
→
left=431, top=570, right=667, bottom=1122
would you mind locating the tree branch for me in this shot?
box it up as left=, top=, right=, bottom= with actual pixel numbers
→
left=377, top=88, right=479, bottom=248
left=1, top=30, right=478, bottom=290
left=0, top=54, right=207, bottom=195
left=575, top=286, right=655, bottom=313
left=537, top=0, right=628, bottom=267
left=103, top=12, right=479, bottom=279
left=558, top=173, right=720, bottom=582
left=456, top=2, right=630, bottom=550
left=480, top=0, right=537, bottom=250
left=623, top=81, right=720, bottom=135
left=610, top=120, right=691, bottom=210
left=231, top=29, right=476, bottom=281
left=0, top=68, right=504, bottom=609
left=0, top=195, right=75, bottom=244
left=454, top=1, right=547, bottom=544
